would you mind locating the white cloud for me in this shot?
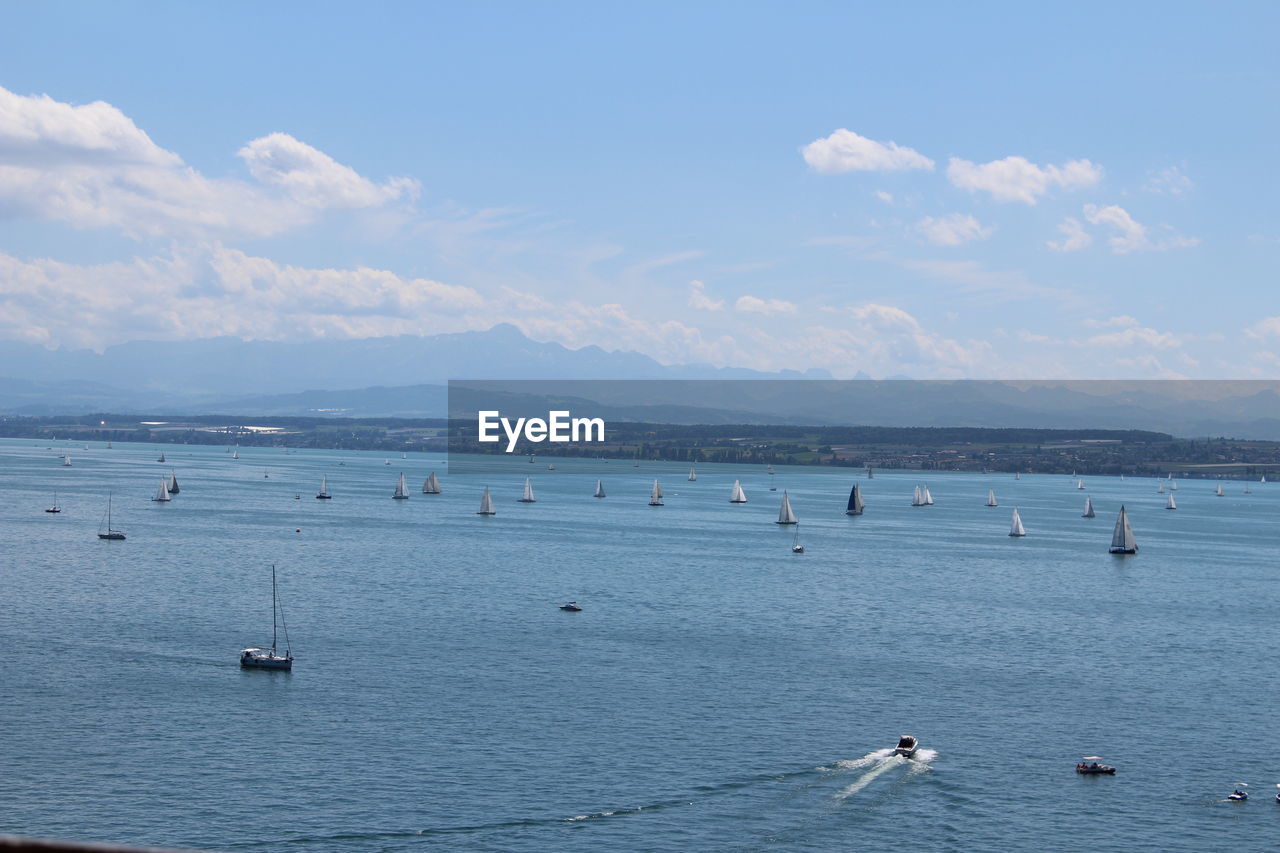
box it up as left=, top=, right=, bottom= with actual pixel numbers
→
left=875, top=190, right=894, bottom=204
left=1145, top=166, right=1192, bottom=195
left=735, top=295, right=797, bottom=315
left=947, top=155, right=1102, bottom=204
left=1082, top=203, right=1198, bottom=253
left=915, top=213, right=993, bottom=246
left=802, top=128, right=934, bottom=174
left=1047, top=217, right=1092, bottom=252
left=688, top=279, right=724, bottom=311
left=837, top=303, right=992, bottom=369
left=0, top=86, right=415, bottom=239
left=1083, top=315, right=1139, bottom=329
left=1246, top=317, right=1280, bottom=339
left=1084, top=326, right=1182, bottom=349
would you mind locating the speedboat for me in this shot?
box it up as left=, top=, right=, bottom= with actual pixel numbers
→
left=1228, top=789, right=1248, bottom=801
left=1075, top=756, right=1116, bottom=774
left=893, top=735, right=919, bottom=757
left=791, top=544, right=805, bottom=554
left=559, top=601, right=582, bottom=612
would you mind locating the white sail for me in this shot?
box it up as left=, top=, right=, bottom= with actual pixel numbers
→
left=1008, top=507, right=1025, bottom=537
left=776, top=490, right=797, bottom=524
left=923, top=486, right=934, bottom=505
left=729, top=479, right=747, bottom=503
left=232, top=448, right=239, bottom=459
left=1076, top=479, right=1085, bottom=489
left=477, top=487, right=495, bottom=515
left=63, top=456, right=72, bottom=466
left=393, top=472, right=409, bottom=499
left=594, top=479, right=606, bottom=498
left=1015, top=472, right=1021, bottom=480
left=1170, top=480, right=1178, bottom=490
left=318, top=475, right=330, bottom=498
left=986, top=489, right=998, bottom=507
left=422, top=472, right=441, bottom=494
left=846, top=483, right=864, bottom=515
left=688, top=466, right=697, bottom=482
left=519, top=477, right=536, bottom=502
left=1166, top=492, right=1177, bottom=510
left=1082, top=497, right=1095, bottom=518
left=1157, top=484, right=1165, bottom=493
left=1262, top=475, right=1268, bottom=483
left=1215, top=483, right=1225, bottom=496
left=912, top=485, right=924, bottom=506
left=1109, top=505, right=1137, bottom=553
left=152, top=478, right=171, bottom=502
left=649, top=479, right=663, bottom=505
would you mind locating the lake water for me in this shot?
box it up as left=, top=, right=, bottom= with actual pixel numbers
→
left=3, top=438, right=1278, bottom=851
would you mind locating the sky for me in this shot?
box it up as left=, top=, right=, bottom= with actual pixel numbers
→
left=1, top=1, right=1277, bottom=379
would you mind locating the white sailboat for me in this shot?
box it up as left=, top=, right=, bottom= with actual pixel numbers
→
left=97, top=494, right=126, bottom=540
left=240, top=564, right=293, bottom=670
left=791, top=524, right=804, bottom=554
left=1215, top=483, right=1225, bottom=497
left=729, top=480, right=747, bottom=503
left=232, top=448, right=239, bottom=459
left=767, top=464, right=775, bottom=476
left=422, top=472, right=441, bottom=494
left=392, top=473, right=409, bottom=499
left=593, top=479, right=606, bottom=498
left=1170, top=480, right=1178, bottom=491
left=912, top=485, right=925, bottom=507
left=867, top=467, right=874, bottom=479
left=1082, top=496, right=1095, bottom=518
left=1076, top=479, right=1085, bottom=490
left=151, top=478, right=171, bottom=502
left=923, top=485, right=934, bottom=505
left=1262, top=475, right=1268, bottom=483
left=1157, top=484, right=1165, bottom=494
left=1015, top=472, right=1021, bottom=480
left=986, top=489, right=998, bottom=507
left=845, top=483, right=865, bottom=515
left=477, top=487, right=496, bottom=515
left=776, top=490, right=798, bottom=525
left=1243, top=484, right=1253, bottom=495
left=167, top=471, right=180, bottom=494
left=106, top=441, right=112, bottom=449
left=519, top=477, right=536, bottom=503
left=316, top=475, right=332, bottom=499
left=649, top=480, right=664, bottom=506
left=1109, top=505, right=1137, bottom=554
left=688, top=465, right=697, bottom=482
left=1008, top=507, right=1026, bottom=537
left=1166, top=492, right=1177, bottom=510
left=62, top=455, right=72, bottom=466
left=46, top=491, right=61, bottom=513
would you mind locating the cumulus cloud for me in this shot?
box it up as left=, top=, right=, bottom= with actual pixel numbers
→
left=0, top=86, right=416, bottom=239
left=1246, top=317, right=1280, bottom=339
left=1082, top=203, right=1198, bottom=253
left=946, top=155, right=1102, bottom=204
left=836, top=303, right=992, bottom=369
left=1047, top=217, right=1092, bottom=252
left=915, top=213, right=993, bottom=246
left=1145, top=166, right=1192, bottom=195
left=735, top=295, right=797, bottom=315
left=802, top=128, right=934, bottom=174
left=688, top=279, right=724, bottom=311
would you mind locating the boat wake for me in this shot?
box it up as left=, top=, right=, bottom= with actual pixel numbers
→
left=830, top=747, right=938, bottom=800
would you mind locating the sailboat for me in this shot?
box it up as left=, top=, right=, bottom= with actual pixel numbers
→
left=767, top=464, right=775, bottom=476
left=477, top=487, right=496, bottom=515
left=845, top=483, right=865, bottom=515
left=648, top=480, right=664, bottom=506
left=422, top=472, right=441, bottom=494
left=1076, top=479, right=1085, bottom=490
left=167, top=471, right=179, bottom=494
left=1170, top=480, right=1178, bottom=491
left=1109, top=506, right=1138, bottom=554
left=922, top=485, right=934, bottom=505
left=791, top=524, right=804, bottom=554
left=519, top=477, right=536, bottom=503
left=776, top=490, right=798, bottom=525
left=1166, top=492, right=1177, bottom=510
left=688, top=465, right=697, bottom=482
left=1215, top=483, right=1225, bottom=497
left=912, top=485, right=925, bottom=507
left=97, top=494, right=126, bottom=540
left=729, top=480, right=747, bottom=503
left=1082, top=496, right=1095, bottom=518
left=45, top=492, right=61, bottom=514
left=1008, top=507, right=1026, bottom=537
left=1243, top=484, right=1253, bottom=495
left=867, top=467, right=874, bottom=479
left=106, top=441, right=112, bottom=449
left=1262, top=475, right=1268, bottom=483
left=986, top=489, right=998, bottom=507
left=1157, top=484, right=1165, bottom=494
left=1015, top=472, right=1021, bottom=480
left=157, top=451, right=166, bottom=463
left=593, top=479, right=606, bottom=498
left=547, top=463, right=556, bottom=470
left=392, top=473, right=409, bottom=499
left=263, top=469, right=269, bottom=479
left=151, top=478, right=171, bottom=502
left=62, top=455, right=72, bottom=466
left=239, top=564, right=293, bottom=670
left=231, top=448, right=239, bottom=460
left=316, top=475, right=332, bottom=499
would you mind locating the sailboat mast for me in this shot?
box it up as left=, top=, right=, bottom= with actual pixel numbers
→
left=271, top=563, right=278, bottom=654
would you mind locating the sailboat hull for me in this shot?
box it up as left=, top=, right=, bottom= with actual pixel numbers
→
left=97, top=532, right=126, bottom=540
left=240, top=651, right=292, bottom=670
left=316, top=494, right=332, bottom=499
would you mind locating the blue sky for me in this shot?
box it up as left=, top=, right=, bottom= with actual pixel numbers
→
left=1, top=1, right=1276, bottom=377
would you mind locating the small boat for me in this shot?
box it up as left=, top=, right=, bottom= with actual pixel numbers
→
left=519, top=477, right=537, bottom=503
left=923, top=485, right=934, bottom=505
left=477, top=487, right=496, bottom=515
left=767, top=464, right=775, bottom=476
left=392, top=472, right=409, bottom=499
left=384, top=459, right=391, bottom=465
left=157, top=452, right=165, bottom=463
left=776, top=490, right=797, bottom=525
left=232, top=449, right=239, bottom=460
left=1244, top=485, right=1253, bottom=494
left=167, top=471, right=179, bottom=494
left=1109, top=505, right=1137, bottom=554
left=845, top=483, right=865, bottom=516
left=1215, top=484, right=1225, bottom=497
left=911, top=485, right=925, bottom=507
left=729, top=479, right=747, bottom=504
left=648, top=479, right=664, bottom=506
left=559, top=601, right=582, bottom=612
left=151, top=478, right=172, bottom=502
left=1166, top=492, right=1177, bottom=510
left=1009, top=507, right=1026, bottom=537
left=547, top=463, right=556, bottom=470
left=45, top=492, right=61, bottom=514
left=986, top=489, right=998, bottom=507
left=422, top=472, right=441, bottom=494
left=97, top=494, right=126, bottom=540
left=893, top=735, right=919, bottom=757
left=593, top=479, right=606, bottom=498
left=1075, top=756, right=1116, bottom=775
left=240, top=564, right=293, bottom=671
left=263, top=470, right=269, bottom=478
left=1015, top=472, right=1021, bottom=480
left=688, top=465, right=697, bottom=482
left=62, top=456, right=72, bottom=467
left=1157, top=484, right=1165, bottom=494
left=1228, top=785, right=1249, bottom=801
left=1076, top=479, right=1085, bottom=490
left=106, top=441, right=112, bottom=449
left=1082, top=497, right=1095, bottom=518
left=791, top=524, right=804, bottom=554
left=1170, top=480, right=1178, bottom=491
left=316, top=475, right=332, bottom=499
left=867, top=468, right=874, bottom=479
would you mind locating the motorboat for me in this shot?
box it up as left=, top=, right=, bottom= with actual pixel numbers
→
left=1228, top=789, right=1248, bottom=801
left=559, top=601, right=582, bottom=612
left=1075, top=756, right=1116, bottom=774
left=893, top=735, right=919, bottom=757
